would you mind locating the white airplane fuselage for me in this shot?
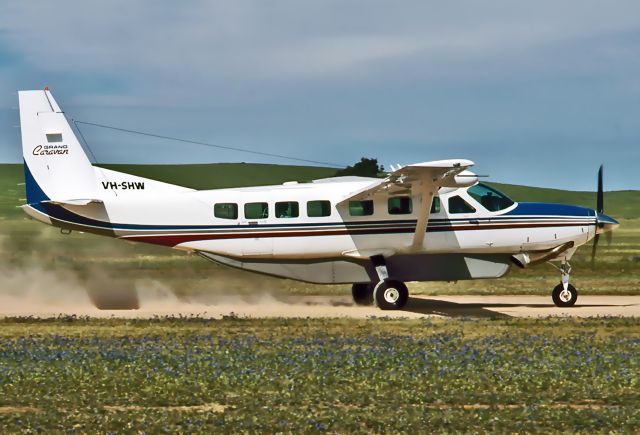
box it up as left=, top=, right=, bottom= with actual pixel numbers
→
left=17, top=89, right=619, bottom=308
left=23, top=168, right=598, bottom=284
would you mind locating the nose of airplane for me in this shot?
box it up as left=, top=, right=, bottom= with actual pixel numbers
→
left=596, top=212, right=620, bottom=234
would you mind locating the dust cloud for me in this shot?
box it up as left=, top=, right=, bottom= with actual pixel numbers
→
left=0, top=265, right=92, bottom=314
left=2, top=228, right=638, bottom=319
left=0, top=225, right=355, bottom=318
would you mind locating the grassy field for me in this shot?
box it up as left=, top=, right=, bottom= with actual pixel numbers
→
left=1, top=163, right=639, bottom=298
left=1, top=164, right=639, bottom=433
left=1, top=317, right=639, bottom=432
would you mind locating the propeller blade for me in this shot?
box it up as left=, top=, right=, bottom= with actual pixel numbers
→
left=606, top=230, right=613, bottom=246
left=591, top=233, right=600, bottom=270
left=597, top=165, right=603, bottom=213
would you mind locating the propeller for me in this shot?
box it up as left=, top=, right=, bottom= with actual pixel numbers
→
left=591, top=165, right=615, bottom=269
left=596, top=165, right=603, bottom=214
left=591, top=166, right=603, bottom=269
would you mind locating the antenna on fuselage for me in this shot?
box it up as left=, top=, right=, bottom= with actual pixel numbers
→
left=71, top=120, right=348, bottom=169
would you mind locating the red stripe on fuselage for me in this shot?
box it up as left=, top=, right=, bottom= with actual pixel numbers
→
left=120, top=221, right=592, bottom=247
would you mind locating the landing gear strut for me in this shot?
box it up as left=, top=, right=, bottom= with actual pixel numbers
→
left=551, top=261, right=578, bottom=307
left=370, top=255, right=409, bottom=310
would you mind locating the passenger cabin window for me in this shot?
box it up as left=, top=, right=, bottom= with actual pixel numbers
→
left=388, top=196, right=412, bottom=215
left=349, top=200, right=374, bottom=216
left=307, top=200, right=331, bottom=217
left=431, top=197, right=441, bottom=213
left=244, top=202, right=269, bottom=219
left=467, top=183, right=515, bottom=212
left=448, top=196, right=476, bottom=214
left=275, top=201, right=299, bottom=218
left=214, top=203, right=238, bottom=219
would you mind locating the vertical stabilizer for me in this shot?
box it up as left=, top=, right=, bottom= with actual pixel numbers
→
left=19, top=89, right=98, bottom=204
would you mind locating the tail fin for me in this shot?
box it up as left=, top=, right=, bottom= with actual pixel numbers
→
left=19, top=89, right=98, bottom=204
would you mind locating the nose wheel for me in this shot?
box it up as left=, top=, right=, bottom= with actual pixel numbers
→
left=551, top=261, right=578, bottom=307
left=552, top=283, right=578, bottom=307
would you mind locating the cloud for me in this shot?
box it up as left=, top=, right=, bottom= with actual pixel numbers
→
left=0, top=1, right=639, bottom=189
left=3, top=0, right=640, bottom=86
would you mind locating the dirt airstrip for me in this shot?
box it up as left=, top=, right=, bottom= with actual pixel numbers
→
left=0, top=290, right=639, bottom=319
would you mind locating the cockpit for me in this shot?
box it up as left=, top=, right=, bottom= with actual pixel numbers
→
left=439, top=183, right=515, bottom=215
left=467, top=183, right=514, bottom=211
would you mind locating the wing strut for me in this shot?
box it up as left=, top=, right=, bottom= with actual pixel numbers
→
left=411, top=186, right=435, bottom=250
left=335, top=159, right=476, bottom=255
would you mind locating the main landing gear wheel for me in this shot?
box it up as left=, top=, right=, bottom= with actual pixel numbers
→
left=351, top=283, right=374, bottom=306
left=552, top=283, right=578, bottom=307
left=374, top=279, right=409, bottom=310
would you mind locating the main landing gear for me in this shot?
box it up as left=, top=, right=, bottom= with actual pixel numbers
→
left=551, top=261, right=578, bottom=307
left=350, top=255, right=409, bottom=310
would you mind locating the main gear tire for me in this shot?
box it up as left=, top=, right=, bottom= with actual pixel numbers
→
left=374, top=280, right=409, bottom=310
left=352, top=283, right=374, bottom=306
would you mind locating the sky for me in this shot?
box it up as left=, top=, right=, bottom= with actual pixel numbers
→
left=0, top=1, right=639, bottom=191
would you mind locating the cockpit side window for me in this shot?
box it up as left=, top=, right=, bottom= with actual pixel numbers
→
left=467, top=183, right=514, bottom=212
left=448, top=196, right=476, bottom=214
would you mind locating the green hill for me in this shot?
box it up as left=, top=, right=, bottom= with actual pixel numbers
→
left=1, top=163, right=637, bottom=219
left=98, top=163, right=337, bottom=190
left=487, top=182, right=639, bottom=219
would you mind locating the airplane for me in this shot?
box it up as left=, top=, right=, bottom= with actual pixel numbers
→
left=17, top=89, right=620, bottom=310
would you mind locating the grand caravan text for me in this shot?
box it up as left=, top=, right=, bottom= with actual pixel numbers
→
left=32, top=144, right=69, bottom=155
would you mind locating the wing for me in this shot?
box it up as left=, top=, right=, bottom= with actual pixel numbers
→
left=338, top=159, right=476, bottom=251
left=337, top=159, right=476, bottom=203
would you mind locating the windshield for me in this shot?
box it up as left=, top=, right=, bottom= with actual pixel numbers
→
left=467, top=183, right=514, bottom=212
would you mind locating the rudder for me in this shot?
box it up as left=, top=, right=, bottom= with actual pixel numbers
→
left=18, top=89, right=98, bottom=204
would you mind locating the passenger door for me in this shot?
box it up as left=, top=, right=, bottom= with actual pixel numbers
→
left=240, top=202, right=273, bottom=256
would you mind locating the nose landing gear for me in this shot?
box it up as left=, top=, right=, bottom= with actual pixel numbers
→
left=551, top=261, right=578, bottom=307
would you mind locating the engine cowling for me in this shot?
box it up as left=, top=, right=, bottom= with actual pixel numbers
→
left=440, top=170, right=478, bottom=188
